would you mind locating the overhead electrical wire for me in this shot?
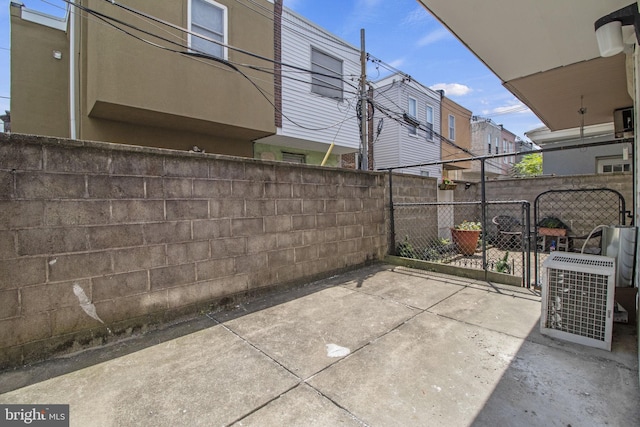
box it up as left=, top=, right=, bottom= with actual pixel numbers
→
left=59, top=0, right=361, bottom=131
left=370, top=98, right=506, bottom=171
left=51, top=1, right=515, bottom=164
left=86, top=0, right=361, bottom=92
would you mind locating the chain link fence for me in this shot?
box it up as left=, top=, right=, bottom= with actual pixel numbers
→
left=391, top=200, right=530, bottom=284
left=533, top=188, right=628, bottom=286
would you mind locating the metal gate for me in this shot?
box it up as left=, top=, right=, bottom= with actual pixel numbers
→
left=390, top=199, right=531, bottom=286
left=533, top=188, right=628, bottom=286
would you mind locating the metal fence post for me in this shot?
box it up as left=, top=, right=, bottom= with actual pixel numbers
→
left=389, top=170, right=396, bottom=256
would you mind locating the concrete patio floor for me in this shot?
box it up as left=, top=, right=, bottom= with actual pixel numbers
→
left=1, top=264, right=638, bottom=426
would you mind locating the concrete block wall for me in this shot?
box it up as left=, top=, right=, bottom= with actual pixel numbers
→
left=0, top=133, right=387, bottom=368
left=383, top=172, right=439, bottom=252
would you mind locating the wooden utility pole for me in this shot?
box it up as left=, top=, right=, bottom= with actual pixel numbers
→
left=359, top=28, right=368, bottom=170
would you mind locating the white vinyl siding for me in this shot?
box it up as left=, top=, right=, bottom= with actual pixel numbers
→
left=311, top=48, right=343, bottom=99
left=189, top=0, right=227, bottom=59
left=426, top=105, right=434, bottom=141
left=372, top=76, right=441, bottom=176
left=277, top=8, right=360, bottom=150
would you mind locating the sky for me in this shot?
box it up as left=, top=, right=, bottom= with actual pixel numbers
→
left=0, top=0, right=545, bottom=140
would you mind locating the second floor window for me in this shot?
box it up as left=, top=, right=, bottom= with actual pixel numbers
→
left=408, top=98, right=417, bottom=135
left=190, top=0, right=227, bottom=59
left=311, top=48, right=343, bottom=99
left=448, top=115, right=455, bottom=141
left=426, top=105, right=434, bottom=140
left=487, top=134, right=491, bottom=154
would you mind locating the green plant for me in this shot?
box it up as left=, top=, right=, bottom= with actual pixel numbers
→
left=512, top=153, right=542, bottom=177
left=454, top=220, right=482, bottom=231
left=396, top=236, right=416, bottom=258
left=496, top=251, right=511, bottom=274
left=538, top=217, right=568, bottom=229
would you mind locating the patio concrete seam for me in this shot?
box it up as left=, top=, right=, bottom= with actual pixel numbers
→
left=303, top=309, right=427, bottom=383
left=301, top=382, right=371, bottom=427
left=226, top=382, right=302, bottom=426
left=216, top=322, right=305, bottom=382
left=428, top=312, right=538, bottom=342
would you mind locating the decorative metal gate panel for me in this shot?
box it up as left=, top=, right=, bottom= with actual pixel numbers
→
left=533, top=188, right=628, bottom=286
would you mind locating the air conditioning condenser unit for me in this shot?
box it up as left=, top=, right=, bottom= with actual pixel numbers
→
left=541, top=252, right=616, bottom=351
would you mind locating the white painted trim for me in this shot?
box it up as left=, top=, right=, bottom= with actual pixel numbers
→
left=69, top=6, right=76, bottom=139
left=188, top=0, right=228, bottom=60
left=21, top=7, right=67, bottom=31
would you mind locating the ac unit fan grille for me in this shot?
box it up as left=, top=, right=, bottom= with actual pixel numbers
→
left=546, top=255, right=615, bottom=269
left=545, top=268, right=609, bottom=342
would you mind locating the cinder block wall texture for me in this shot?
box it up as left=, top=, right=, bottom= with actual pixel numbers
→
left=0, top=134, right=388, bottom=368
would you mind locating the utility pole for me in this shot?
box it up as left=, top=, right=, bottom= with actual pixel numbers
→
left=359, top=28, right=368, bottom=170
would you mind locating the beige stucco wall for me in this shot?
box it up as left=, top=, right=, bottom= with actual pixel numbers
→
left=11, top=1, right=276, bottom=157
left=10, top=6, right=70, bottom=138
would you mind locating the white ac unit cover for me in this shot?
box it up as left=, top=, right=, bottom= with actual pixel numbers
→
left=541, top=252, right=616, bottom=351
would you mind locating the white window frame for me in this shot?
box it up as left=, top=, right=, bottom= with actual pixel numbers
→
left=448, top=115, right=455, bottom=141
left=597, top=156, right=631, bottom=174
left=487, top=134, right=491, bottom=154
left=310, top=47, right=344, bottom=99
left=408, top=97, right=418, bottom=136
left=188, top=0, right=228, bottom=60
left=426, top=105, right=434, bottom=141
left=495, top=136, right=499, bottom=154
left=503, top=139, right=508, bottom=163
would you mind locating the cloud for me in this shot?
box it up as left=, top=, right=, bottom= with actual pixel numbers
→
left=403, top=6, right=430, bottom=25
left=417, top=28, right=450, bottom=47
left=429, top=83, right=472, bottom=97
left=488, top=101, right=531, bottom=116
left=387, top=58, right=405, bottom=69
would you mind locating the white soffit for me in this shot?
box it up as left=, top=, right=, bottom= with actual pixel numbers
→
left=418, top=0, right=631, bottom=80
left=418, top=0, right=634, bottom=131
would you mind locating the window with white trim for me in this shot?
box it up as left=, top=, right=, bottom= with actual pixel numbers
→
left=487, top=134, right=491, bottom=154
left=448, top=115, right=455, bottom=141
left=597, top=156, right=631, bottom=174
left=503, top=139, right=508, bottom=163
left=495, top=137, right=499, bottom=154
left=190, top=0, right=227, bottom=59
left=426, top=105, right=434, bottom=141
left=408, top=97, right=417, bottom=135
left=311, top=47, right=343, bottom=99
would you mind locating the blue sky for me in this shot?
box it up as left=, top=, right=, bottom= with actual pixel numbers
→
left=0, top=0, right=544, bottom=139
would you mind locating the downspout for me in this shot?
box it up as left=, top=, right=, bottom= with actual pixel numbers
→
left=68, top=5, right=77, bottom=139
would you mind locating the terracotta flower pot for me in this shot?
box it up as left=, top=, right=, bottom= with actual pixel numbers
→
left=451, top=228, right=481, bottom=256
left=538, top=227, right=566, bottom=236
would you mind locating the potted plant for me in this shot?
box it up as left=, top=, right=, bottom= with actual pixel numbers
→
left=438, top=178, right=457, bottom=190
left=537, top=217, right=568, bottom=236
left=451, top=220, right=481, bottom=255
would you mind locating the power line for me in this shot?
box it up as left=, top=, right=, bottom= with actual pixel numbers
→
left=85, top=0, right=360, bottom=91
left=64, top=1, right=358, bottom=132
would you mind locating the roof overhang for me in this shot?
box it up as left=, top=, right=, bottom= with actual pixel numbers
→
left=417, top=0, right=635, bottom=131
